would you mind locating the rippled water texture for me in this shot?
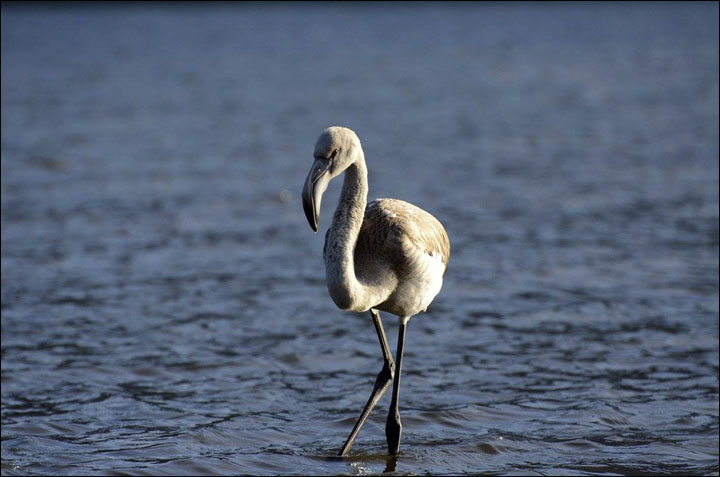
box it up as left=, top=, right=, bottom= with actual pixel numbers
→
left=2, top=3, right=719, bottom=475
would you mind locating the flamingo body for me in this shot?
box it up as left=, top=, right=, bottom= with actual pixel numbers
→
left=351, top=198, right=449, bottom=317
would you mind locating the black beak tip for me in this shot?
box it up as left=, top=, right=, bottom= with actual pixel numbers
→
left=302, top=194, right=319, bottom=232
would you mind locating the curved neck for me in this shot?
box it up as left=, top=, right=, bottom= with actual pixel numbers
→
left=324, top=151, right=372, bottom=311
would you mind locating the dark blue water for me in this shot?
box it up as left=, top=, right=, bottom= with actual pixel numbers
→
left=2, top=3, right=718, bottom=475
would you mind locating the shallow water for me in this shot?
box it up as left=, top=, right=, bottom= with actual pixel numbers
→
left=1, top=2, right=718, bottom=475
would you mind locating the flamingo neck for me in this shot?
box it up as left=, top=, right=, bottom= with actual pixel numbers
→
left=324, top=151, right=371, bottom=311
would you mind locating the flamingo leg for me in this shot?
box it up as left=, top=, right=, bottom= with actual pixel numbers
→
left=386, top=317, right=408, bottom=455
left=338, top=309, right=395, bottom=456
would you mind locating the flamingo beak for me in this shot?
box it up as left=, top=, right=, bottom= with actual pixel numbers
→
left=302, top=159, right=331, bottom=232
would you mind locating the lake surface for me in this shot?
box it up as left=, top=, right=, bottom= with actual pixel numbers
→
left=1, top=3, right=718, bottom=475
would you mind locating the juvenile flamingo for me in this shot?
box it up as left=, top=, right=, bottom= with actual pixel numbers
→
left=302, top=126, right=450, bottom=456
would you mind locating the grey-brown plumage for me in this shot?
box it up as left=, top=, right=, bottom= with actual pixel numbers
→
left=355, top=198, right=450, bottom=317
left=301, top=126, right=450, bottom=457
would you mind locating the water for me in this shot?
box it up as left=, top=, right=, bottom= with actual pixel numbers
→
left=1, top=3, right=718, bottom=475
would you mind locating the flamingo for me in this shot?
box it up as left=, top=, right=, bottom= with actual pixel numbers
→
left=301, top=126, right=450, bottom=456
